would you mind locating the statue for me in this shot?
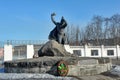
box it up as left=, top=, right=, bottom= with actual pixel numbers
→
left=38, top=13, right=71, bottom=57
left=49, top=13, right=67, bottom=45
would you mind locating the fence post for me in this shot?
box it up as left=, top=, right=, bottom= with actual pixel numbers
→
left=101, top=45, right=104, bottom=57
left=116, top=45, right=119, bottom=60
left=4, top=44, right=12, bottom=61
left=27, top=45, right=34, bottom=59
left=64, top=45, right=73, bottom=54
left=84, top=44, right=88, bottom=57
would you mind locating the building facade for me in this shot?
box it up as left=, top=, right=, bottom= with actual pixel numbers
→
left=0, top=48, right=3, bottom=58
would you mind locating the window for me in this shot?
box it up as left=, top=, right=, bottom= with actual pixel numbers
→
left=107, top=50, right=114, bottom=56
left=73, top=50, right=81, bottom=56
left=91, top=50, right=98, bottom=56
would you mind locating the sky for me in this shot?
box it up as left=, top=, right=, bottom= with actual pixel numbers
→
left=0, top=0, right=120, bottom=41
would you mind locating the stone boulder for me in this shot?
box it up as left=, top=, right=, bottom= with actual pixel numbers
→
left=38, top=40, right=71, bottom=57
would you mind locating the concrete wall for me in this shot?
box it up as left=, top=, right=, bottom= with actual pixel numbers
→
left=27, top=45, right=34, bottom=59
left=4, top=44, right=120, bottom=61
left=4, top=45, right=12, bottom=61
left=4, top=45, right=34, bottom=61
left=64, top=45, right=120, bottom=58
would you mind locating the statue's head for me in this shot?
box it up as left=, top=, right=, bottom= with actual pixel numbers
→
left=56, top=17, right=65, bottom=26
left=60, top=16, right=64, bottom=23
left=60, top=17, right=65, bottom=25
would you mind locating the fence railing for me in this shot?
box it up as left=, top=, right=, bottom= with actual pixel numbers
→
left=0, top=40, right=47, bottom=61
left=0, top=40, right=47, bottom=47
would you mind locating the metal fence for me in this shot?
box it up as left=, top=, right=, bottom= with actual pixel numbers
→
left=0, top=40, right=47, bottom=60
left=2, top=40, right=47, bottom=46
left=13, top=45, right=27, bottom=60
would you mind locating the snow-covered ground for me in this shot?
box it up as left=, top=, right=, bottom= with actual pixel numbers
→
left=0, top=73, right=78, bottom=80
left=0, top=68, right=4, bottom=73
left=0, top=65, right=120, bottom=80
left=110, top=65, right=120, bottom=76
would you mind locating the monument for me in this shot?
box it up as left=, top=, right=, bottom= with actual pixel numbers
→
left=4, top=13, right=112, bottom=77
left=49, top=13, right=67, bottom=45
left=38, top=13, right=71, bottom=57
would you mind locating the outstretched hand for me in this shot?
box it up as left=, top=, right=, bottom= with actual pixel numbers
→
left=51, top=13, right=56, bottom=16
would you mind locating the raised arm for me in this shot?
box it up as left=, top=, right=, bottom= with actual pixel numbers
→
left=51, top=13, right=57, bottom=25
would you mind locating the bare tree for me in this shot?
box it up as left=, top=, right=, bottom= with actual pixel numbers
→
left=83, top=16, right=103, bottom=45
left=66, top=14, right=120, bottom=46
left=66, top=25, right=76, bottom=45
left=110, top=14, right=120, bottom=45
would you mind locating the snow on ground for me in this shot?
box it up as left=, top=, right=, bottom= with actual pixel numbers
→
left=110, top=65, right=120, bottom=76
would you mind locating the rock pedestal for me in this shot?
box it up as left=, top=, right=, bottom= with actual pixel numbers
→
left=4, top=57, right=112, bottom=77
left=38, top=40, right=71, bottom=57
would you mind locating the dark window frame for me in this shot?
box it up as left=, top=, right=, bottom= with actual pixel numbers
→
left=91, top=50, right=98, bottom=56
left=107, top=50, right=114, bottom=56
left=73, top=50, right=81, bottom=56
